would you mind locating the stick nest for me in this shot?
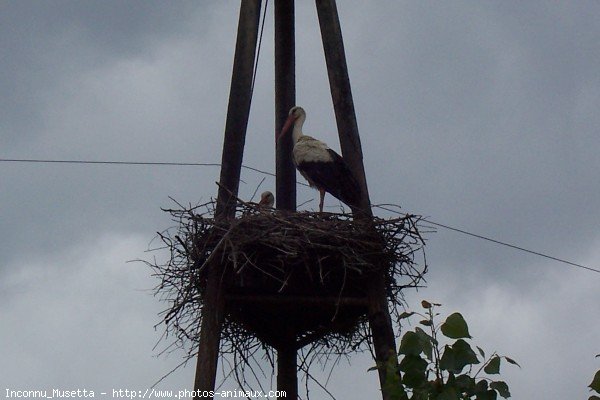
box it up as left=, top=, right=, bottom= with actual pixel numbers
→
left=148, top=198, right=428, bottom=388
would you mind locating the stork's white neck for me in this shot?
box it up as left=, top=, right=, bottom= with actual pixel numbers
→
left=292, top=113, right=306, bottom=144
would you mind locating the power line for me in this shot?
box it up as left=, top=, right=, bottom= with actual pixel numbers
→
left=0, top=157, right=270, bottom=177
left=1, top=158, right=221, bottom=167
left=375, top=205, right=600, bottom=276
left=2, top=157, right=598, bottom=275
left=426, top=219, right=600, bottom=275
left=0, top=158, right=309, bottom=186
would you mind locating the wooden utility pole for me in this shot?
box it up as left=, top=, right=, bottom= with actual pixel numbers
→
left=315, top=1, right=401, bottom=399
left=275, top=0, right=297, bottom=212
left=194, top=0, right=262, bottom=396
left=275, top=2, right=298, bottom=398
left=276, top=331, right=298, bottom=400
left=194, top=2, right=400, bottom=399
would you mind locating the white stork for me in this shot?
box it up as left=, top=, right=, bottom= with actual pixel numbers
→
left=258, top=191, right=275, bottom=208
left=277, top=106, right=361, bottom=212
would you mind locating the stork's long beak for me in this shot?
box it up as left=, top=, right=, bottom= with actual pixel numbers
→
left=277, top=114, right=295, bottom=143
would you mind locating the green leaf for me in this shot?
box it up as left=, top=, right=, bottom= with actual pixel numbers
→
left=437, top=387, right=460, bottom=400
left=439, top=345, right=457, bottom=372
left=399, top=311, right=415, bottom=320
left=475, top=380, right=489, bottom=392
left=476, top=346, right=486, bottom=359
left=503, top=356, right=521, bottom=368
left=421, top=300, right=433, bottom=309
left=589, top=396, right=600, bottom=400
left=446, top=372, right=456, bottom=386
left=454, top=339, right=479, bottom=365
left=490, top=381, right=511, bottom=398
left=399, top=355, right=428, bottom=388
left=441, top=313, right=472, bottom=339
left=367, top=365, right=378, bottom=372
left=440, top=340, right=478, bottom=374
left=412, top=388, right=431, bottom=400
left=455, top=374, right=476, bottom=392
left=484, top=356, right=501, bottom=374
left=415, top=327, right=434, bottom=360
left=476, top=390, right=498, bottom=400
left=399, top=331, right=422, bottom=356
left=590, top=370, right=600, bottom=393
left=419, top=319, right=433, bottom=326
left=399, top=354, right=428, bottom=373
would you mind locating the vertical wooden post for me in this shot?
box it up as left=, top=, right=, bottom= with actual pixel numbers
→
left=194, top=1, right=262, bottom=397
left=275, top=0, right=297, bottom=212
left=315, top=1, right=401, bottom=399
left=276, top=338, right=298, bottom=400
left=275, top=2, right=298, bottom=398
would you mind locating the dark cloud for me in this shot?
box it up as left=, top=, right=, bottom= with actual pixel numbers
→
left=0, top=1, right=212, bottom=143
left=1, top=1, right=599, bottom=399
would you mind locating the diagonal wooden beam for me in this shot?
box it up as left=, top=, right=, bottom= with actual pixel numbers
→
left=315, top=0, right=372, bottom=217
left=215, top=0, right=264, bottom=220
left=315, top=1, right=403, bottom=399
left=194, top=1, right=263, bottom=396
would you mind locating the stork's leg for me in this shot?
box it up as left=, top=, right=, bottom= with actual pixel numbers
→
left=319, top=188, right=325, bottom=212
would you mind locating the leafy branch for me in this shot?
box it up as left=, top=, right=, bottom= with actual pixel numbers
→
left=589, top=354, right=600, bottom=400
left=373, top=301, right=519, bottom=400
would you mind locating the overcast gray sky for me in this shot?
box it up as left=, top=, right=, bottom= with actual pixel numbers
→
left=1, top=1, right=599, bottom=399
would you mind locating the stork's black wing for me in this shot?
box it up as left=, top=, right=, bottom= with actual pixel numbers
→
left=296, top=149, right=361, bottom=210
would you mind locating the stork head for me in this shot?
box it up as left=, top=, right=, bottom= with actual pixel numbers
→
left=288, top=105, right=305, bottom=118
left=258, top=191, right=275, bottom=208
left=277, top=106, right=306, bottom=143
